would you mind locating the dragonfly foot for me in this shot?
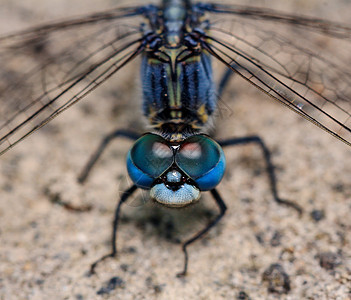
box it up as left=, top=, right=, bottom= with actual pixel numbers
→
left=89, top=252, right=117, bottom=275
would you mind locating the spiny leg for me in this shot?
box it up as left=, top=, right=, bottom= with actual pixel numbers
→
left=218, top=136, right=302, bottom=215
left=177, top=189, right=227, bottom=277
left=78, top=129, right=139, bottom=184
left=217, top=61, right=301, bottom=213
left=89, top=184, right=138, bottom=275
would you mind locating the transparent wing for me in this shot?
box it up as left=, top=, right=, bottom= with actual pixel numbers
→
left=0, top=5, right=146, bottom=155
left=202, top=3, right=351, bottom=147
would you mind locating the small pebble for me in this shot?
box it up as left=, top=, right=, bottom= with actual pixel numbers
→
left=96, top=277, right=125, bottom=295
left=262, top=263, right=291, bottom=294
left=317, top=252, right=341, bottom=270
left=310, top=209, right=325, bottom=222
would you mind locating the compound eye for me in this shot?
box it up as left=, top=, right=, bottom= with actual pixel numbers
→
left=179, top=142, right=202, bottom=160
left=176, top=135, right=221, bottom=178
left=129, top=134, right=174, bottom=178
left=175, top=135, right=226, bottom=191
left=152, top=141, right=173, bottom=159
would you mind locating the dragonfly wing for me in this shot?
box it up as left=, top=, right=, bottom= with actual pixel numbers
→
left=203, top=2, right=351, bottom=146
left=0, top=6, right=146, bottom=155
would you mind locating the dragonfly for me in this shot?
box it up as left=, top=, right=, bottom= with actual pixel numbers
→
left=0, top=0, right=350, bottom=276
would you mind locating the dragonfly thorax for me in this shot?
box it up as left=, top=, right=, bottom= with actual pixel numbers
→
left=141, top=32, right=216, bottom=132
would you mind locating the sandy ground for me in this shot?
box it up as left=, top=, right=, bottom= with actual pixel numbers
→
left=0, top=0, right=350, bottom=299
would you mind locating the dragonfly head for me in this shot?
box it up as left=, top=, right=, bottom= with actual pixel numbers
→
left=126, top=133, right=226, bottom=207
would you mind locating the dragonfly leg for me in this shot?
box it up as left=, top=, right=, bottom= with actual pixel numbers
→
left=78, top=129, right=140, bottom=184
left=89, top=184, right=138, bottom=275
left=218, top=136, right=302, bottom=215
left=177, top=189, right=227, bottom=277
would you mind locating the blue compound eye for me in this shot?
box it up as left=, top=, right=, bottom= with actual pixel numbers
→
left=127, top=134, right=174, bottom=189
left=175, top=135, right=226, bottom=191
left=176, top=135, right=222, bottom=178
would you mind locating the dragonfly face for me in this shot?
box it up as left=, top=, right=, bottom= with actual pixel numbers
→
left=126, top=133, right=226, bottom=207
